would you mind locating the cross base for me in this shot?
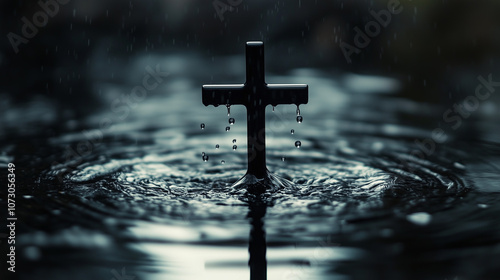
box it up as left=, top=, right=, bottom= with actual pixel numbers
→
left=231, top=169, right=295, bottom=194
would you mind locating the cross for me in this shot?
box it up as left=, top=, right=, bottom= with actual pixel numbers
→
left=202, top=41, right=308, bottom=180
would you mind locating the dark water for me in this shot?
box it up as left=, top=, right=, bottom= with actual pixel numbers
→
left=1, top=53, right=500, bottom=280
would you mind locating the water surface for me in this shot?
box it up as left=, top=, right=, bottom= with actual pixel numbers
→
left=1, top=53, right=500, bottom=280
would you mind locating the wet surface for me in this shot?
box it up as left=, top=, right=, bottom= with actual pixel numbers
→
left=1, top=53, right=500, bottom=280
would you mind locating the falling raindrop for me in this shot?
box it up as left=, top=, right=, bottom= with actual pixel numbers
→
left=225, top=126, right=230, bottom=132
left=201, top=152, right=206, bottom=156
left=215, top=144, right=219, bottom=149
left=202, top=155, right=209, bottom=162
left=200, top=123, right=205, bottom=129
left=291, top=129, right=295, bottom=134
left=295, top=141, right=301, bottom=148
left=221, top=160, right=225, bottom=164
left=226, top=104, right=231, bottom=116
left=233, top=145, right=237, bottom=150
left=229, top=118, right=235, bottom=125
left=232, top=139, right=237, bottom=143
left=296, top=116, right=303, bottom=123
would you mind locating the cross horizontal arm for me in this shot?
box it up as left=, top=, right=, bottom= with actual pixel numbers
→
left=265, top=84, right=308, bottom=106
left=202, top=84, right=246, bottom=106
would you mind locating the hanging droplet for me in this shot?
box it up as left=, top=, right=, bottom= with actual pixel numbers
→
left=225, top=126, right=230, bottom=132
left=215, top=144, right=219, bottom=149
left=202, top=154, right=209, bottom=161
left=291, top=129, right=295, bottom=134
left=297, top=116, right=303, bottom=123
left=226, top=104, right=231, bottom=116
left=232, top=145, right=237, bottom=150
left=296, top=106, right=301, bottom=116
left=295, top=141, right=302, bottom=148
left=200, top=123, right=205, bottom=129
left=232, top=139, right=237, bottom=143
left=229, top=118, right=235, bottom=125
left=221, top=160, right=225, bottom=164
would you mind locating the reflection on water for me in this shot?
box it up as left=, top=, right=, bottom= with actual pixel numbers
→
left=1, top=53, right=500, bottom=280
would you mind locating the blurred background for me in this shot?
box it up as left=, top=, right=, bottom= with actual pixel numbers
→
left=2, top=0, right=500, bottom=120
left=1, top=1, right=500, bottom=280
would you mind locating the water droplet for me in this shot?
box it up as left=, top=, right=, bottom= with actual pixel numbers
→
left=202, top=155, right=209, bottom=162
left=215, top=144, right=219, bottom=149
left=291, top=129, right=295, bottom=134
left=232, top=139, right=237, bottom=143
left=229, top=118, right=235, bottom=125
left=295, top=141, right=301, bottom=148
left=226, top=104, right=231, bottom=116
left=201, top=152, right=206, bottom=156
left=221, top=160, right=225, bottom=164
left=200, top=123, right=205, bottom=129
left=296, top=106, right=301, bottom=116
left=281, top=157, right=286, bottom=161
left=225, top=126, right=230, bottom=132
left=296, top=116, right=303, bottom=123
left=232, top=145, right=237, bottom=150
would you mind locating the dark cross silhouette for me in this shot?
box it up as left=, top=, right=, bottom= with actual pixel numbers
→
left=202, top=41, right=308, bottom=181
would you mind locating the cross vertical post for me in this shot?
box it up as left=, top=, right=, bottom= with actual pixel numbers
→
left=202, top=41, right=308, bottom=185
left=245, top=42, right=267, bottom=178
